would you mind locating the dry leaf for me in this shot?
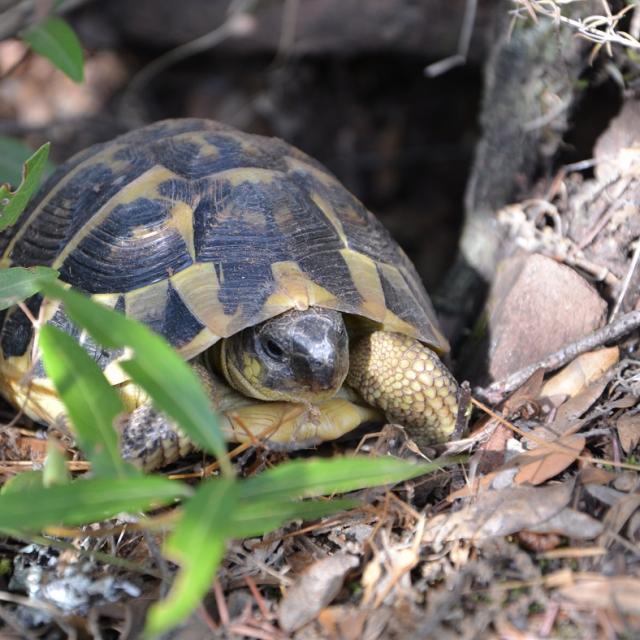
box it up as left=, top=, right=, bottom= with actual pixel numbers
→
left=579, top=466, right=617, bottom=486
left=527, top=507, right=603, bottom=538
left=278, top=554, right=359, bottom=632
left=557, top=575, right=640, bottom=616
left=513, top=435, right=585, bottom=485
left=451, top=434, right=584, bottom=500
left=534, top=377, right=609, bottom=439
left=318, top=604, right=392, bottom=640
left=504, top=369, right=545, bottom=413
left=541, top=347, right=618, bottom=399
left=599, top=493, right=640, bottom=545
left=616, top=413, right=640, bottom=453
left=425, top=481, right=575, bottom=546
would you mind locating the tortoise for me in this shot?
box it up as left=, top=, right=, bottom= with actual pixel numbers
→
left=0, top=119, right=459, bottom=470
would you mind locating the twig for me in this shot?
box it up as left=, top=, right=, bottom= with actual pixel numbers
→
left=424, top=0, right=477, bottom=77
left=511, top=0, right=640, bottom=53
left=476, top=310, right=640, bottom=403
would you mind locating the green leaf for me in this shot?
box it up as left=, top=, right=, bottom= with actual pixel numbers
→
left=43, top=438, right=71, bottom=487
left=145, top=478, right=237, bottom=637
left=0, top=143, right=51, bottom=231
left=39, top=324, right=136, bottom=479
left=0, top=266, right=58, bottom=309
left=0, top=476, right=191, bottom=533
left=1, top=470, right=44, bottom=495
left=37, top=280, right=231, bottom=476
left=0, top=136, right=54, bottom=188
left=20, top=17, right=84, bottom=83
left=231, top=497, right=357, bottom=539
left=241, top=456, right=448, bottom=503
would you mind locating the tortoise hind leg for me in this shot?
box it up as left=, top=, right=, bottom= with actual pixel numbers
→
left=347, top=331, right=459, bottom=448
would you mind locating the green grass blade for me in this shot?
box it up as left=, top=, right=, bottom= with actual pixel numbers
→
left=144, top=478, right=237, bottom=637
left=20, top=17, right=84, bottom=82
left=39, top=324, right=136, bottom=478
left=231, top=497, right=357, bottom=539
left=0, top=471, right=44, bottom=495
left=42, top=438, right=71, bottom=486
left=38, top=280, right=230, bottom=476
left=0, top=476, right=192, bottom=533
left=240, top=456, right=450, bottom=502
left=0, top=266, right=58, bottom=309
left=0, top=143, right=51, bottom=231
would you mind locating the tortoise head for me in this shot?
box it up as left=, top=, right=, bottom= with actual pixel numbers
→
left=220, top=308, right=349, bottom=403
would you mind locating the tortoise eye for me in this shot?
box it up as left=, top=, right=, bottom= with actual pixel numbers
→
left=263, top=338, right=284, bottom=360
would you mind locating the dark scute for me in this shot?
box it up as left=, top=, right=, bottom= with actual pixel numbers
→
left=201, top=133, right=288, bottom=172
left=218, top=260, right=277, bottom=318
left=0, top=138, right=115, bottom=261
left=195, top=179, right=294, bottom=316
left=120, top=281, right=203, bottom=349
left=192, top=180, right=233, bottom=257
left=194, top=173, right=356, bottom=318
left=148, top=140, right=203, bottom=178
left=8, top=163, right=123, bottom=268
left=162, top=282, right=205, bottom=348
left=149, top=134, right=281, bottom=180
left=298, top=250, right=362, bottom=309
left=1, top=295, right=42, bottom=358
left=377, top=264, right=432, bottom=334
left=291, top=172, right=401, bottom=266
left=59, top=198, right=193, bottom=294
left=157, top=178, right=193, bottom=203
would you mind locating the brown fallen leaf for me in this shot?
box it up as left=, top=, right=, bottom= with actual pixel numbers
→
left=541, top=346, right=619, bottom=399
left=449, top=434, right=584, bottom=500
left=557, top=574, right=640, bottom=616
left=471, top=371, right=546, bottom=475
left=535, top=377, right=609, bottom=439
left=599, top=493, right=640, bottom=547
left=278, top=553, right=359, bottom=633
left=317, top=605, right=392, bottom=640
left=616, top=413, right=640, bottom=454
left=425, top=481, right=576, bottom=546
left=513, top=434, right=585, bottom=485
left=526, top=507, right=603, bottom=538
left=579, top=466, right=617, bottom=486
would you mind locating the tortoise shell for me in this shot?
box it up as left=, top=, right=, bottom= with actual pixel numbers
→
left=0, top=119, right=447, bottom=406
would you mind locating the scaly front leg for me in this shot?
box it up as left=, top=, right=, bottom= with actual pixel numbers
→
left=347, top=331, right=459, bottom=448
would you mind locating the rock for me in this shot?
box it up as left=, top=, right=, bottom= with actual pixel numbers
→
left=486, top=253, right=607, bottom=381
left=593, top=100, right=640, bottom=183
